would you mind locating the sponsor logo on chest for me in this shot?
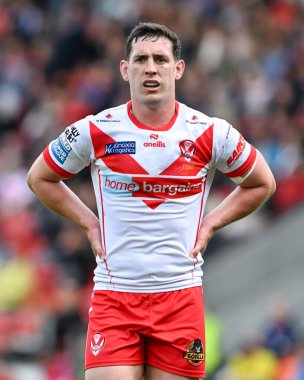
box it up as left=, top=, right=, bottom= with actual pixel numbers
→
left=186, top=115, right=207, bottom=125
left=104, top=141, right=136, bottom=155
left=143, top=133, right=166, bottom=148
left=103, top=175, right=204, bottom=199
left=95, top=113, right=121, bottom=123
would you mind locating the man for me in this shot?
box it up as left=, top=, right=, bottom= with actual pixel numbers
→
left=27, top=22, right=276, bottom=380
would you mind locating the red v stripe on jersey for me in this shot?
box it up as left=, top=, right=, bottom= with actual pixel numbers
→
left=161, top=124, right=214, bottom=176
left=90, top=121, right=213, bottom=209
left=90, top=121, right=213, bottom=177
left=142, top=199, right=165, bottom=209
left=89, top=121, right=149, bottom=175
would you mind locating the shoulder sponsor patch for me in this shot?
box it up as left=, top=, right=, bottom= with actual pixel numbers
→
left=51, top=135, right=72, bottom=164
left=50, top=125, right=80, bottom=164
left=104, top=141, right=136, bottom=155
left=65, top=124, right=80, bottom=143
left=227, top=134, right=245, bottom=167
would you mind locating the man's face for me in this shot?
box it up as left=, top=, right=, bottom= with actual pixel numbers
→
left=120, top=36, right=185, bottom=106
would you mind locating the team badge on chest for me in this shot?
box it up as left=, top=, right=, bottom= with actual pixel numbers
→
left=179, top=140, right=196, bottom=161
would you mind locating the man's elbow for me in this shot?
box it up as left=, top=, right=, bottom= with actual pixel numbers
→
left=264, top=175, right=276, bottom=200
left=26, top=168, right=36, bottom=193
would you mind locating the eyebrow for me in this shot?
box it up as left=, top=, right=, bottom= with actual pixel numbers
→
left=132, top=53, right=170, bottom=60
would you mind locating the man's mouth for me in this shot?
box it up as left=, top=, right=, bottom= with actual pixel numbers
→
left=143, top=80, right=160, bottom=88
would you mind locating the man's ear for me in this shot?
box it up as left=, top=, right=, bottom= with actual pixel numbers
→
left=175, top=59, right=185, bottom=80
left=120, top=60, right=129, bottom=81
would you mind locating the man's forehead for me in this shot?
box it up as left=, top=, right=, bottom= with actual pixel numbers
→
left=131, top=36, right=173, bottom=55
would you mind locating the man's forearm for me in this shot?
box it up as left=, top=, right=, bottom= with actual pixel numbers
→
left=28, top=177, right=99, bottom=234
left=190, top=152, right=276, bottom=257
left=190, top=184, right=274, bottom=258
left=202, top=184, right=273, bottom=233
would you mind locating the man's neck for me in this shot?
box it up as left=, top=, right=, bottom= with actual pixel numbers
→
left=131, top=99, right=176, bottom=128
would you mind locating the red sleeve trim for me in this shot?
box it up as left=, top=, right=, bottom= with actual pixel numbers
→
left=43, top=148, right=75, bottom=179
left=225, top=146, right=257, bottom=178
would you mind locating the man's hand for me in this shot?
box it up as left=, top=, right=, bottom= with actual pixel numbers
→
left=28, top=154, right=104, bottom=259
left=86, top=226, right=104, bottom=259
left=190, top=222, right=214, bottom=258
left=189, top=151, right=276, bottom=259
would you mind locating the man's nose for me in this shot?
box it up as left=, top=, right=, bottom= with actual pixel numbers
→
left=145, top=58, right=157, bottom=75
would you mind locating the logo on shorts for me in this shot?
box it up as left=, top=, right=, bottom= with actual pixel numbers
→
left=183, top=338, right=204, bottom=366
left=90, top=333, right=106, bottom=356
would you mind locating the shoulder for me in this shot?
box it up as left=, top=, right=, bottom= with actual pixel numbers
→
left=89, top=103, right=127, bottom=125
left=180, top=103, right=230, bottom=134
left=181, top=103, right=213, bottom=125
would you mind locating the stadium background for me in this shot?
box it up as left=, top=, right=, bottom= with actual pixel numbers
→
left=0, top=0, right=303, bottom=379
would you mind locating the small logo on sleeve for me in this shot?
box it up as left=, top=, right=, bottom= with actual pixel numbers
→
left=183, top=339, right=204, bottom=366
left=227, top=135, right=245, bottom=166
left=50, top=125, right=80, bottom=164
left=90, top=333, right=106, bottom=356
left=51, top=136, right=72, bottom=164
left=65, top=124, right=80, bottom=143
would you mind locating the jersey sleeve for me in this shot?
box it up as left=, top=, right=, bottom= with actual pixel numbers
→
left=43, top=117, right=93, bottom=178
left=213, top=118, right=257, bottom=184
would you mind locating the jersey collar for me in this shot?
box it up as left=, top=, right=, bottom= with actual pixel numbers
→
left=127, top=101, right=179, bottom=131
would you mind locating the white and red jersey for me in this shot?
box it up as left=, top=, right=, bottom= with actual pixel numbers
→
left=43, top=101, right=256, bottom=293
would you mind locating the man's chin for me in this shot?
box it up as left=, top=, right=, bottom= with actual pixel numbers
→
left=141, top=94, right=163, bottom=106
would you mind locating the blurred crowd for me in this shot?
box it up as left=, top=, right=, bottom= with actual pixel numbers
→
left=0, top=0, right=304, bottom=379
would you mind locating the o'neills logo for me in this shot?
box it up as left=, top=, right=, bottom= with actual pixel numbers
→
left=143, top=133, right=166, bottom=148
left=179, top=140, right=196, bottom=161
left=144, top=141, right=166, bottom=148
left=183, top=339, right=204, bottom=366
left=227, top=135, right=245, bottom=166
left=90, top=333, right=106, bottom=356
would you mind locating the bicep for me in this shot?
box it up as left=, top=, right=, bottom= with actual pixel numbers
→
left=240, top=150, right=276, bottom=190
left=27, top=153, right=65, bottom=188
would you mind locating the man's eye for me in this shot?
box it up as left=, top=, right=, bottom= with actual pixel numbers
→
left=136, top=57, right=145, bottom=62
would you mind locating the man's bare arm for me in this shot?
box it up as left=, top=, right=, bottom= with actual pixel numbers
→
left=27, top=154, right=103, bottom=258
left=190, top=151, right=276, bottom=257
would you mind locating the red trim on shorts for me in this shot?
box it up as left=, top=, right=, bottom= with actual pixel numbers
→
left=225, top=146, right=257, bottom=178
left=43, top=148, right=75, bottom=178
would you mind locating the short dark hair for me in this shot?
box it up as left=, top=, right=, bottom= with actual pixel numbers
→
left=125, top=22, right=181, bottom=61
